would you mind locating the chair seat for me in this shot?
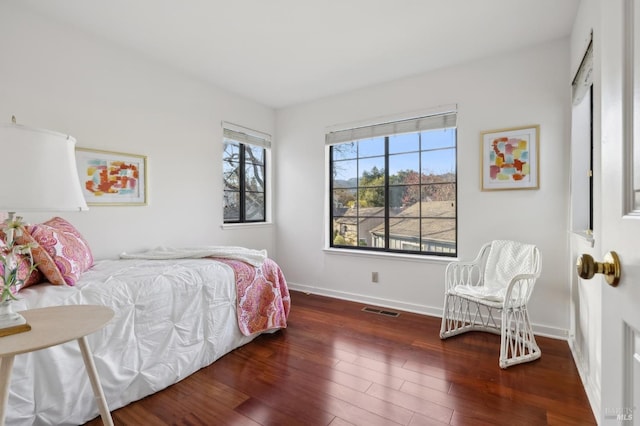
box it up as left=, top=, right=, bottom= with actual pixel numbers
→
left=451, top=284, right=505, bottom=303
left=450, top=285, right=526, bottom=307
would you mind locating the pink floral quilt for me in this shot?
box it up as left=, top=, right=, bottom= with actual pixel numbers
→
left=215, top=258, right=291, bottom=336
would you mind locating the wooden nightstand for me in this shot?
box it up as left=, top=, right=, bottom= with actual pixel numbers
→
left=0, top=305, right=114, bottom=426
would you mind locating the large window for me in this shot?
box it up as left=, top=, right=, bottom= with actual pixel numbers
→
left=328, top=111, right=457, bottom=256
left=222, top=122, right=270, bottom=223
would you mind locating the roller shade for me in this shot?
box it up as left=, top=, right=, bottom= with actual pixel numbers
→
left=326, top=110, right=457, bottom=145
left=222, top=121, right=271, bottom=148
left=572, top=39, right=593, bottom=106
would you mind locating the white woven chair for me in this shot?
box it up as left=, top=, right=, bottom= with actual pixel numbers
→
left=439, top=240, right=542, bottom=368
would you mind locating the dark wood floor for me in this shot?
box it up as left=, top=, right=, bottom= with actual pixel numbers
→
left=86, top=290, right=595, bottom=425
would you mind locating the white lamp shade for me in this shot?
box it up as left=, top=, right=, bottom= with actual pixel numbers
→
left=0, top=123, right=88, bottom=212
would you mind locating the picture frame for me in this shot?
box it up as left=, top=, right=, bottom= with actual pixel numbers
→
left=480, top=125, right=540, bottom=191
left=75, top=148, right=148, bottom=205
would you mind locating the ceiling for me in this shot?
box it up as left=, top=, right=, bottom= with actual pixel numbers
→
left=16, top=0, right=580, bottom=109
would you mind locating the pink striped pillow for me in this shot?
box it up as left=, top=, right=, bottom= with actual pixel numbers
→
left=19, top=217, right=93, bottom=286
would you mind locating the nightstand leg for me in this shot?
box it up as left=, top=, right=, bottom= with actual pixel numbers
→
left=77, top=336, right=113, bottom=426
left=0, top=355, right=15, bottom=426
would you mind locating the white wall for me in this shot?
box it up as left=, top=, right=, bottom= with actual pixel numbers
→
left=0, top=3, right=277, bottom=260
left=1, top=2, right=575, bottom=338
left=276, top=40, right=572, bottom=337
left=569, top=0, right=602, bottom=419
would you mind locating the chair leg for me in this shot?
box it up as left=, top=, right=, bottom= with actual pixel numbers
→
left=499, top=306, right=541, bottom=368
left=441, top=295, right=499, bottom=339
left=439, top=294, right=450, bottom=338
left=441, top=294, right=471, bottom=339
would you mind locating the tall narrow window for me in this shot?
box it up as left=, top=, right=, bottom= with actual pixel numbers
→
left=571, top=39, right=594, bottom=236
left=222, top=122, right=270, bottom=223
left=327, top=110, right=457, bottom=256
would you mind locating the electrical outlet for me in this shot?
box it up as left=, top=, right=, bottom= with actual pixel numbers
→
left=371, top=272, right=379, bottom=283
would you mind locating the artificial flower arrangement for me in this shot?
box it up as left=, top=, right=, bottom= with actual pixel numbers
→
left=0, top=215, right=37, bottom=303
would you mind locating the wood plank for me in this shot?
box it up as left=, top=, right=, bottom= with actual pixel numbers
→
left=84, top=291, right=595, bottom=425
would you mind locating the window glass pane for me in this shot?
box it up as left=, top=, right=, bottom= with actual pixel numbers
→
left=332, top=142, right=358, bottom=161
left=389, top=152, right=419, bottom=177
left=358, top=137, right=385, bottom=157
left=332, top=188, right=356, bottom=212
left=358, top=217, right=384, bottom=247
left=332, top=159, right=357, bottom=184
left=358, top=188, right=385, bottom=209
left=421, top=149, right=456, bottom=177
left=357, top=203, right=385, bottom=217
left=389, top=170, right=420, bottom=187
left=389, top=133, right=419, bottom=154
left=422, top=183, right=456, bottom=203
left=223, top=141, right=240, bottom=191
left=224, top=191, right=240, bottom=222
left=371, top=231, right=385, bottom=248
left=245, top=192, right=264, bottom=221
left=370, top=220, right=385, bottom=245
left=245, top=145, right=264, bottom=165
left=422, top=199, right=456, bottom=220
left=358, top=157, right=385, bottom=186
left=422, top=128, right=456, bottom=149
left=332, top=216, right=358, bottom=246
left=421, top=217, right=456, bottom=253
left=224, top=140, right=240, bottom=158
left=223, top=161, right=239, bottom=191
left=389, top=185, right=420, bottom=212
left=245, top=164, right=264, bottom=192
left=389, top=218, right=421, bottom=251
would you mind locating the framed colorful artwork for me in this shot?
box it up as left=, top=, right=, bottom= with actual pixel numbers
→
left=480, top=125, right=540, bottom=191
left=75, top=148, right=148, bottom=205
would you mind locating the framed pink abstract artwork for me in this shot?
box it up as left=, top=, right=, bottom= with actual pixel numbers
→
left=75, top=148, right=147, bottom=205
left=481, top=125, right=539, bottom=191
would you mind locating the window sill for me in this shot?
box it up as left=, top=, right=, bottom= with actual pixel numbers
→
left=221, top=222, right=273, bottom=230
left=323, top=247, right=456, bottom=264
left=571, top=230, right=595, bottom=247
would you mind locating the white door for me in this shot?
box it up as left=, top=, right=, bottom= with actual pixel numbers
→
left=598, top=0, right=640, bottom=424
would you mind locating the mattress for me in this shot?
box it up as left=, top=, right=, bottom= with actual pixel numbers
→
left=5, top=258, right=268, bottom=425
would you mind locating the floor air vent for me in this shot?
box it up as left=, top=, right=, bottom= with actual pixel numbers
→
left=362, top=307, right=400, bottom=317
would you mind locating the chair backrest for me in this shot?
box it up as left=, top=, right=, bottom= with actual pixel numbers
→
left=482, top=240, right=539, bottom=292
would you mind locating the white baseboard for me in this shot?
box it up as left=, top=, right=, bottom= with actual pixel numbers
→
left=287, top=282, right=569, bottom=340
left=568, top=336, right=601, bottom=423
left=288, top=282, right=443, bottom=318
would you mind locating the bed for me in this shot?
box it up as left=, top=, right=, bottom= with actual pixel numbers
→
left=2, top=220, right=290, bottom=426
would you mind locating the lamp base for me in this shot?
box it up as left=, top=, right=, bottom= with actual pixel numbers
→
left=0, top=302, right=31, bottom=337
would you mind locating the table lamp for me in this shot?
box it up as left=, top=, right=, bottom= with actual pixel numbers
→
left=0, top=116, right=88, bottom=335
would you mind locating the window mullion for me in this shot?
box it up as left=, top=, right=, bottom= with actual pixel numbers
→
left=239, top=144, right=246, bottom=222
left=418, top=132, right=423, bottom=251
left=356, top=143, right=360, bottom=243
left=384, top=136, right=390, bottom=250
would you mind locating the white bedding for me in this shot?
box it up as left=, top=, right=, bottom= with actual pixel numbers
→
left=120, top=245, right=268, bottom=267
left=5, top=258, right=260, bottom=426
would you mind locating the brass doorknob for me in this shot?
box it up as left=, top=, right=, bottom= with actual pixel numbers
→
left=576, top=251, right=621, bottom=287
